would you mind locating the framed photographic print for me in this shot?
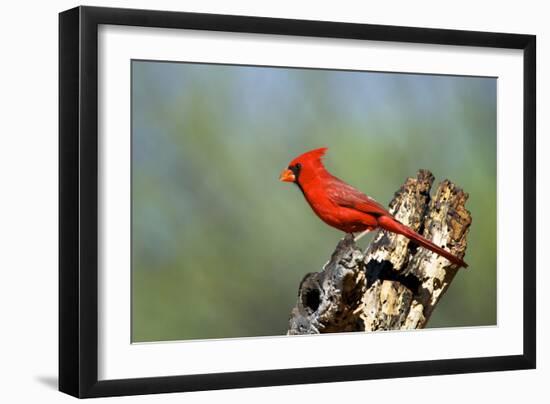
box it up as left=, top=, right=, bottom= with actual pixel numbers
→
left=59, top=5, right=536, bottom=398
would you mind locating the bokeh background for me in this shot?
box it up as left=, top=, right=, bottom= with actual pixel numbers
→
left=131, top=60, right=496, bottom=342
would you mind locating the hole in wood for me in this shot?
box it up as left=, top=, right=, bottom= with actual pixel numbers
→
left=365, top=259, right=421, bottom=292
left=302, top=288, right=321, bottom=312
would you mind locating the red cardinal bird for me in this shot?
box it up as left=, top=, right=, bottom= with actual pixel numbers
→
left=279, top=147, right=467, bottom=268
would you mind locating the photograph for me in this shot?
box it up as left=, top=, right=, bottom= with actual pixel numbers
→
left=0, top=1, right=543, bottom=402
left=130, top=60, right=496, bottom=342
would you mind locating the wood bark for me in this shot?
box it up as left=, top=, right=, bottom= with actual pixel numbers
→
left=287, top=170, right=471, bottom=335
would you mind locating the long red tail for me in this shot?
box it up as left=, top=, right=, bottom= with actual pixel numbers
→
left=377, top=216, right=468, bottom=268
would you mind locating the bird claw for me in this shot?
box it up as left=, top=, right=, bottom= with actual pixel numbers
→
left=354, top=229, right=371, bottom=242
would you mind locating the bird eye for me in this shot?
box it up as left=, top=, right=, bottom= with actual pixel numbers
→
left=288, top=163, right=302, bottom=177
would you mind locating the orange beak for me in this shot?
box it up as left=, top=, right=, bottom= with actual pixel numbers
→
left=279, top=168, right=295, bottom=182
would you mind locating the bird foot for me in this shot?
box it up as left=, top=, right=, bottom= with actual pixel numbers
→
left=354, top=229, right=371, bottom=242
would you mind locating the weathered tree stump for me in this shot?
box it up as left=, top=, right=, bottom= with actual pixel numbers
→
left=287, top=170, right=471, bottom=335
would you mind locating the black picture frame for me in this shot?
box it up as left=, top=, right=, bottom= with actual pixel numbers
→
left=59, top=5, right=536, bottom=398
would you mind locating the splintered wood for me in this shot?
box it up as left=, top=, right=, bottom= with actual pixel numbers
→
left=288, top=170, right=471, bottom=334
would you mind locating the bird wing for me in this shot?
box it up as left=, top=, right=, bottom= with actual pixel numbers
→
left=326, top=177, right=390, bottom=217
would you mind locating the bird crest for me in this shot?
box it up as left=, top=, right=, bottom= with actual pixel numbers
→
left=289, top=147, right=328, bottom=167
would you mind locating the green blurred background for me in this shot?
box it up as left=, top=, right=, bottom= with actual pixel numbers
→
left=131, top=60, right=496, bottom=342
